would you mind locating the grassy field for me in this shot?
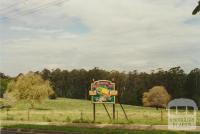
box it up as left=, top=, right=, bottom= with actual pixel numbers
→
left=2, top=124, right=199, bottom=134
left=0, top=98, right=200, bottom=125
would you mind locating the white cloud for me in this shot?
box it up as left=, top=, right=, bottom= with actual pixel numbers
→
left=0, top=0, right=200, bottom=76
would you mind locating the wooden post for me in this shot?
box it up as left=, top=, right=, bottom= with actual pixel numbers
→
left=120, top=103, right=128, bottom=121
left=117, top=90, right=128, bottom=121
left=93, top=103, right=96, bottom=122
left=81, top=110, right=83, bottom=122
left=28, top=108, right=30, bottom=121
left=6, top=108, right=8, bottom=120
left=102, top=104, right=112, bottom=120
left=113, top=104, right=115, bottom=120
left=117, top=110, right=118, bottom=122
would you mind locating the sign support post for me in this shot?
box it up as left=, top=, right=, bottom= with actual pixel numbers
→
left=93, top=103, right=96, bottom=122
left=89, top=80, right=119, bottom=122
left=113, top=104, right=115, bottom=120
left=117, top=95, right=129, bottom=121
left=102, top=104, right=112, bottom=120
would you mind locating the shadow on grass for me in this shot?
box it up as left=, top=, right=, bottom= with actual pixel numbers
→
left=33, top=108, right=51, bottom=110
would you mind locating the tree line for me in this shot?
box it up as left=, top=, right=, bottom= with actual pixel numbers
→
left=0, top=67, right=200, bottom=106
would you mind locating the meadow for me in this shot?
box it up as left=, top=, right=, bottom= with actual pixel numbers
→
left=0, top=98, right=199, bottom=125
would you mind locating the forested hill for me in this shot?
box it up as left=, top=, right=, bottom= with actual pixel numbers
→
left=0, top=67, right=200, bottom=106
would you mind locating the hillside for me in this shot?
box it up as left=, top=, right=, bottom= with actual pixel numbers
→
left=0, top=98, right=199, bottom=125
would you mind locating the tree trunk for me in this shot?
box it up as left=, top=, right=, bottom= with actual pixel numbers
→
left=160, top=109, right=163, bottom=122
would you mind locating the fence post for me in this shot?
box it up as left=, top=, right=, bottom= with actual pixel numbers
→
left=6, top=108, right=9, bottom=120
left=81, top=110, right=83, bottom=122
left=161, top=110, right=163, bottom=122
left=28, top=108, right=30, bottom=121
left=117, top=110, right=118, bottom=123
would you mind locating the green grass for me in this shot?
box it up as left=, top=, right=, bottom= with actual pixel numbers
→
left=2, top=124, right=199, bottom=134
left=0, top=98, right=200, bottom=125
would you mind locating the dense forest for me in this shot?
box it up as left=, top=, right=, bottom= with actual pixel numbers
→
left=0, top=67, right=200, bottom=106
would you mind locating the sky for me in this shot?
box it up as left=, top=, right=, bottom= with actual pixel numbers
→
left=0, top=0, right=200, bottom=76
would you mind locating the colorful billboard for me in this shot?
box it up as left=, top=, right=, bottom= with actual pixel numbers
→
left=89, top=80, right=117, bottom=104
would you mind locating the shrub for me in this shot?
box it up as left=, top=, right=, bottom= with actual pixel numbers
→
left=142, top=86, right=171, bottom=109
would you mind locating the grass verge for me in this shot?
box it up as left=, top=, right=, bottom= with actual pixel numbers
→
left=1, top=124, right=199, bottom=134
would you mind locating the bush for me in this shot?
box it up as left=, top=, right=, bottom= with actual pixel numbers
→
left=143, top=86, right=171, bottom=109
left=5, top=72, right=54, bottom=108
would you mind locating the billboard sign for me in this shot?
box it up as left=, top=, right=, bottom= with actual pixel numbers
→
left=89, top=80, right=117, bottom=104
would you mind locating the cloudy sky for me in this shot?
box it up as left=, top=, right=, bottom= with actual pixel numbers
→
left=0, top=0, right=200, bottom=76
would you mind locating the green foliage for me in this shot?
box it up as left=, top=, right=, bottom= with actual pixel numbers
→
left=5, top=72, right=54, bottom=108
left=39, top=67, right=200, bottom=106
left=1, top=67, right=200, bottom=106
left=142, top=86, right=171, bottom=108
left=185, top=68, right=200, bottom=106
left=0, top=79, right=10, bottom=98
left=0, top=72, right=9, bottom=79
